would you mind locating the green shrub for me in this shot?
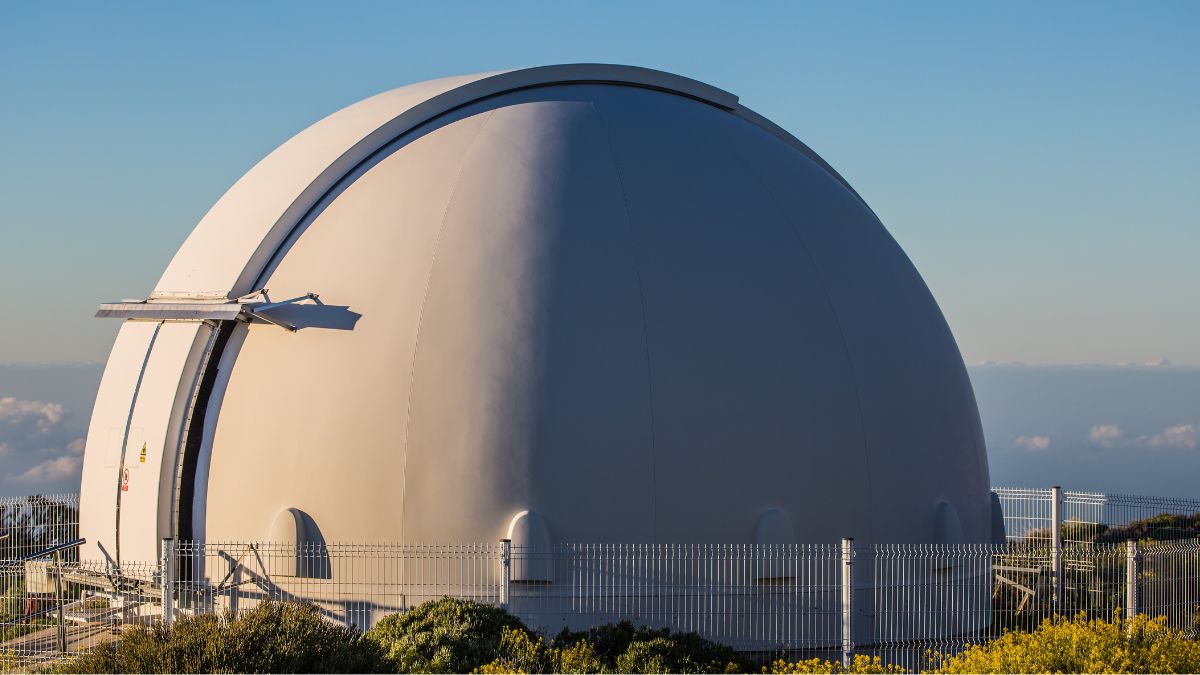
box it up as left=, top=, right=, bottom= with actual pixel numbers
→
left=475, top=621, right=748, bottom=674
left=53, top=600, right=383, bottom=673
left=930, top=612, right=1200, bottom=674
left=365, top=597, right=528, bottom=673
left=554, top=621, right=750, bottom=674
left=1026, top=512, right=1200, bottom=545
left=1098, top=513, right=1200, bottom=543
left=615, top=636, right=744, bottom=674
left=552, top=621, right=641, bottom=666
left=474, top=626, right=603, bottom=674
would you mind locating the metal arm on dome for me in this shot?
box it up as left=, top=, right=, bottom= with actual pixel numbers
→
left=95, top=288, right=321, bottom=332
left=240, top=290, right=321, bottom=332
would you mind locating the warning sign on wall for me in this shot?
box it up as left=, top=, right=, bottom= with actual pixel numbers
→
left=121, top=468, right=130, bottom=492
left=138, top=443, right=147, bottom=463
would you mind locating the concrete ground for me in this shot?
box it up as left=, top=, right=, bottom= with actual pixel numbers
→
left=1, top=622, right=119, bottom=671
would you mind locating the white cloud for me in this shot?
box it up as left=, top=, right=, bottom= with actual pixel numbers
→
left=0, top=396, right=65, bottom=432
left=0, top=394, right=84, bottom=488
left=1089, top=424, right=1123, bottom=447
left=14, top=455, right=82, bottom=483
left=1015, top=435, right=1051, bottom=451
left=1144, top=424, right=1198, bottom=450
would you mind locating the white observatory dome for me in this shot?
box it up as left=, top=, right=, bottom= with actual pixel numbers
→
left=80, top=65, right=998, bottom=568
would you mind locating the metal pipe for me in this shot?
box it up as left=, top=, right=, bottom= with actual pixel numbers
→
left=499, top=539, right=511, bottom=611
left=161, top=538, right=175, bottom=629
left=21, top=537, right=87, bottom=562
left=53, top=549, right=66, bottom=653
left=1051, top=485, right=1063, bottom=612
left=841, top=537, right=853, bottom=669
left=1125, top=540, right=1140, bottom=627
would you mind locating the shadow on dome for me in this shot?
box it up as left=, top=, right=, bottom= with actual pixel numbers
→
left=255, top=301, right=362, bottom=331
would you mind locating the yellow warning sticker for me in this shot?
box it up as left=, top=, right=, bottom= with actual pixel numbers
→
left=139, top=443, right=147, bottom=463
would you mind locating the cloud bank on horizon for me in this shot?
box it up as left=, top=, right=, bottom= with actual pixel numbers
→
left=2, top=362, right=1198, bottom=499
left=0, top=395, right=86, bottom=493
left=975, top=365, right=1200, bottom=498
left=0, top=364, right=100, bottom=497
left=1012, top=422, right=1200, bottom=453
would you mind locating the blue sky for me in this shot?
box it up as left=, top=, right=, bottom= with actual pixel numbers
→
left=0, top=2, right=1197, bottom=496
left=1, top=2, right=1197, bottom=366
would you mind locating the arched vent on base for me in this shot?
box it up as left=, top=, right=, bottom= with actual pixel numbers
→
left=935, top=500, right=965, bottom=545
left=506, top=510, right=553, bottom=583
left=754, top=508, right=798, bottom=582
left=267, top=508, right=328, bottom=579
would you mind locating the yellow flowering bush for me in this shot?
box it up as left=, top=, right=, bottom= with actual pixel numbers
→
left=930, top=612, right=1200, bottom=674
left=765, top=654, right=903, bottom=673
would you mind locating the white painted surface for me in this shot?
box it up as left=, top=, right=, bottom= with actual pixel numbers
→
left=114, top=322, right=207, bottom=563
left=83, top=66, right=992, bottom=566
left=507, top=511, right=553, bottom=582
left=153, top=65, right=737, bottom=300
left=80, top=321, right=159, bottom=563
left=193, top=83, right=989, bottom=547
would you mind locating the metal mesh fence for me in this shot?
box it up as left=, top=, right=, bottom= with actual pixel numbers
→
left=0, top=495, right=79, bottom=563
left=993, top=487, right=1200, bottom=545
left=173, top=541, right=502, bottom=631
left=868, top=538, right=1195, bottom=667
left=0, top=494, right=83, bottom=671
left=1, top=557, right=149, bottom=672
left=1, top=488, right=1197, bottom=672
left=508, top=543, right=843, bottom=652
left=869, top=543, right=1000, bottom=670
left=167, top=541, right=843, bottom=652
left=992, top=487, right=1054, bottom=543
left=1139, top=538, right=1200, bottom=635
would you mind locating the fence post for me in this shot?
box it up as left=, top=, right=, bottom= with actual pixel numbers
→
left=229, top=555, right=240, bottom=615
left=161, top=538, right=175, bottom=629
left=1050, top=485, right=1063, bottom=612
left=52, top=549, right=66, bottom=654
left=1125, top=540, right=1140, bottom=628
left=841, top=537, right=854, bottom=669
left=499, top=538, right=511, bottom=611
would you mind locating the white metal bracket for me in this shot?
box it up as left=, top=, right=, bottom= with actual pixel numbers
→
left=96, top=288, right=321, bottom=332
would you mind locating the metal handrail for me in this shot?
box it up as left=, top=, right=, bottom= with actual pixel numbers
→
left=21, top=537, right=86, bottom=562
left=1, top=538, right=88, bottom=655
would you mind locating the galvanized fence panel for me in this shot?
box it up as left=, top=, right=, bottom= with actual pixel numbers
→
left=992, top=487, right=1054, bottom=543
left=1092, top=494, right=1200, bottom=541
left=0, top=494, right=79, bottom=563
left=869, top=541, right=1146, bottom=672
left=2, top=541, right=1199, bottom=673
left=994, top=487, right=1200, bottom=545
left=506, top=543, right=843, bottom=652
left=1138, top=537, right=1200, bottom=637
left=1, top=556, right=158, bottom=673
left=167, top=541, right=843, bottom=653
left=173, top=541, right=503, bottom=630
left=869, top=543, right=1001, bottom=671
left=2, top=487, right=1199, bottom=672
